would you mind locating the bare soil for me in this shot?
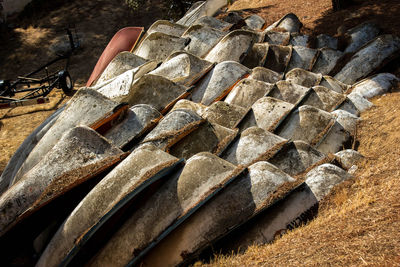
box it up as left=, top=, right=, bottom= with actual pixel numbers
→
left=0, top=0, right=174, bottom=173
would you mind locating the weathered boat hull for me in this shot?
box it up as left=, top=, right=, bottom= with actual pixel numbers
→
left=88, top=153, right=240, bottom=267
left=182, top=24, right=226, bottom=58
left=86, top=27, right=144, bottom=86
left=335, top=34, right=400, bottom=84
left=149, top=51, right=213, bottom=86
left=211, top=164, right=351, bottom=254
left=37, top=145, right=182, bottom=267
left=11, top=89, right=121, bottom=185
left=191, top=61, right=250, bottom=105
left=94, top=52, right=148, bottom=85
left=139, top=161, right=296, bottom=267
left=0, top=126, right=125, bottom=237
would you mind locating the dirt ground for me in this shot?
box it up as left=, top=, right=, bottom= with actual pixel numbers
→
left=0, top=0, right=176, bottom=173
left=0, top=0, right=400, bottom=265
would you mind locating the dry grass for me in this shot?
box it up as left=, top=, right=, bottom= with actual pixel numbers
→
left=0, top=90, right=68, bottom=173
left=229, top=0, right=332, bottom=35
left=229, top=0, right=400, bottom=38
left=205, top=91, right=400, bottom=266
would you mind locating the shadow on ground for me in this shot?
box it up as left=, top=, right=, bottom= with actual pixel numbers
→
left=0, top=0, right=179, bottom=87
left=311, top=0, right=400, bottom=37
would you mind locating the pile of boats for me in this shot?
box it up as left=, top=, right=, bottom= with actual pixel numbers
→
left=0, top=0, right=399, bottom=266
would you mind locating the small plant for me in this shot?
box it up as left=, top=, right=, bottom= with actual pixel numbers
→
left=125, top=0, right=145, bottom=12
